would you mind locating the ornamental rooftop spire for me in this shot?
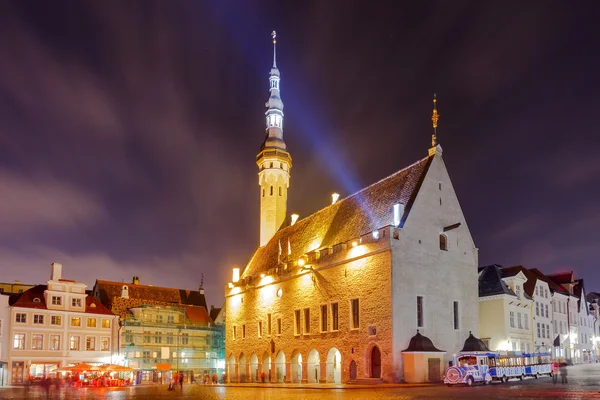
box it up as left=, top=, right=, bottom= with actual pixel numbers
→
left=262, top=30, right=286, bottom=150
left=431, top=93, right=439, bottom=147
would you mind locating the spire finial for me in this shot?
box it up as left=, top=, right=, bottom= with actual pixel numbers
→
left=271, top=30, right=277, bottom=68
left=200, top=273, right=204, bottom=289
left=431, top=93, right=439, bottom=147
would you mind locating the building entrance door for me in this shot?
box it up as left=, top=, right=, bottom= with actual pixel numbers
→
left=428, top=358, right=441, bottom=382
left=349, top=360, right=357, bottom=380
left=370, top=347, right=381, bottom=378
left=11, top=362, right=24, bottom=385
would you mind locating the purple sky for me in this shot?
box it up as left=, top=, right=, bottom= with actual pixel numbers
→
left=0, top=1, right=598, bottom=306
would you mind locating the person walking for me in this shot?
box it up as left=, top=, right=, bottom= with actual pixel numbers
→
left=552, top=360, right=559, bottom=384
left=559, top=362, right=568, bottom=384
left=179, top=373, right=184, bottom=391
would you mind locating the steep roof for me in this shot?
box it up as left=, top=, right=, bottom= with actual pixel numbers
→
left=184, top=305, right=212, bottom=325
left=11, top=285, right=114, bottom=315
left=478, top=265, right=516, bottom=298
left=242, top=155, right=433, bottom=278
left=501, top=265, right=546, bottom=299
left=527, top=269, right=571, bottom=296
left=547, top=271, right=574, bottom=284
left=95, top=280, right=207, bottom=310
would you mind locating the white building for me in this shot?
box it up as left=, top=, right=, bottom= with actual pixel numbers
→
left=8, top=263, right=119, bottom=385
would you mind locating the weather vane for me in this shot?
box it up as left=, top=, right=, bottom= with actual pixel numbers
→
left=431, top=93, right=439, bottom=147
left=271, top=31, right=277, bottom=68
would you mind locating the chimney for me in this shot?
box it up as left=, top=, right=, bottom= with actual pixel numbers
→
left=331, top=193, right=340, bottom=205
left=132, top=276, right=139, bottom=285
left=50, top=262, right=62, bottom=281
left=291, top=214, right=299, bottom=226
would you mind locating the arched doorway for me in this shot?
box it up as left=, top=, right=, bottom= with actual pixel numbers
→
left=239, top=353, right=247, bottom=383
left=227, top=353, right=236, bottom=383
left=261, top=351, right=271, bottom=383
left=250, top=353, right=259, bottom=383
left=307, top=349, right=320, bottom=383
left=349, top=360, right=357, bottom=380
left=275, top=351, right=286, bottom=383
left=370, top=346, right=381, bottom=378
left=326, top=348, right=342, bottom=383
left=290, top=350, right=302, bottom=383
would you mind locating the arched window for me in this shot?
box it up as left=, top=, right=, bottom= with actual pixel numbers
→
left=439, top=234, right=448, bottom=251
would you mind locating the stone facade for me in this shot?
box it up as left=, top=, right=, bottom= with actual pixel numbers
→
left=226, top=148, right=479, bottom=384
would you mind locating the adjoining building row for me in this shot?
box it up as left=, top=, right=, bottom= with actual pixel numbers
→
left=0, top=264, right=224, bottom=386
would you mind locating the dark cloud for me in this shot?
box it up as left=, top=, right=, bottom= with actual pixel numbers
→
left=0, top=1, right=598, bottom=303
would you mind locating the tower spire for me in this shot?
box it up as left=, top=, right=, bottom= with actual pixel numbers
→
left=431, top=93, right=439, bottom=147
left=272, top=30, right=277, bottom=68
left=256, top=31, right=292, bottom=247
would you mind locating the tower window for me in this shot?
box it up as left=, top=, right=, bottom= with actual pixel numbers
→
left=270, top=186, right=273, bottom=196
left=270, top=162, right=273, bottom=168
left=279, top=187, right=282, bottom=196
left=439, top=234, right=448, bottom=251
left=439, top=183, right=442, bottom=190
left=262, top=188, right=265, bottom=197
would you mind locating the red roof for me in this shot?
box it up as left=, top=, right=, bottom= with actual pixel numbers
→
left=11, top=285, right=115, bottom=316
left=184, top=305, right=212, bottom=325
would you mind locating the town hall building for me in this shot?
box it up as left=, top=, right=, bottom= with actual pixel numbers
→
left=224, top=33, right=480, bottom=384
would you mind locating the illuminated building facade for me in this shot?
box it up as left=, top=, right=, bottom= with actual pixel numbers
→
left=0, top=293, right=9, bottom=386
left=478, top=265, right=534, bottom=353
left=7, top=263, right=119, bottom=385
left=93, top=278, right=225, bottom=383
left=224, top=34, right=479, bottom=384
left=0, top=281, right=36, bottom=295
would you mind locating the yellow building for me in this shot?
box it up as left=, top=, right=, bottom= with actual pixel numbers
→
left=0, top=281, right=36, bottom=295
left=478, top=265, right=534, bottom=353
left=8, top=263, right=119, bottom=385
left=224, top=34, right=479, bottom=384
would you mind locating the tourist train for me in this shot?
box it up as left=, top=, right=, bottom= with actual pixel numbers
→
left=444, top=351, right=553, bottom=386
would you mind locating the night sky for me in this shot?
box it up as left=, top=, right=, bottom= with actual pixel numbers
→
left=0, top=1, right=599, bottom=306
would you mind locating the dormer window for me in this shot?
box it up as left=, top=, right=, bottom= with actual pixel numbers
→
left=51, top=296, right=62, bottom=306
left=72, top=298, right=82, bottom=308
left=439, top=234, right=448, bottom=251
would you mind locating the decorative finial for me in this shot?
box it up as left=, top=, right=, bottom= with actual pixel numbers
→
left=200, top=273, right=204, bottom=289
left=271, top=30, right=277, bottom=68
left=431, top=93, right=439, bottom=147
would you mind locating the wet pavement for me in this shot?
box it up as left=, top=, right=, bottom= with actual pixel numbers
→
left=1, top=363, right=600, bottom=399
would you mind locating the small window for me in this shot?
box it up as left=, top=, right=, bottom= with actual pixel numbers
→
left=350, top=299, right=360, bottom=329
left=417, top=296, right=424, bottom=328
left=86, top=336, right=95, bottom=351
left=270, top=162, right=274, bottom=168
left=233, top=326, right=237, bottom=340
left=439, top=182, right=442, bottom=190
left=102, top=319, right=111, bottom=328
left=331, top=303, right=339, bottom=331
left=72, top=298, right=82, bottom=307
left=270, top=186, right=273, bottom=196
left=320, top=305, right=328, bottom=332
left=294, top=310, right=301, bottom=335
left=34, top=314, right=44, bottom=324
left=279, top=186, right=282, bottom=196
left=267, top=314, right=272, bottom=336
left=242, top=325, right=246, bottom=339
left=87, top=318, right=97, bottom=328
left=439, top=234, right=448, bottom=251
left=71, top=317, right=81, bottom=327
left=277, top=318, right=282, bottom=335
left=51, top=316, right=62, bottom=325
left=33, top=298, right=41, bottom=303
left=258, top=321, right=263, bottom=338
left=15, top=313, right=26, bottom=323
left=304, top=308, right=310, bottom=334
left=453, top=301, right=459, bottom=330
left=262, top=188, right=265, bottom=197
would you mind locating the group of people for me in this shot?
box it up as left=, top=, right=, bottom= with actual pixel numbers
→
left=552, top=360, right=569, bottom=384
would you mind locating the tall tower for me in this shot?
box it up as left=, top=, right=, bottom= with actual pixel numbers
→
left=257, top=31, right=292, bottom=247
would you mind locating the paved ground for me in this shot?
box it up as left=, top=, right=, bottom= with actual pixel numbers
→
left=1, top=363, right=600, bottom=399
